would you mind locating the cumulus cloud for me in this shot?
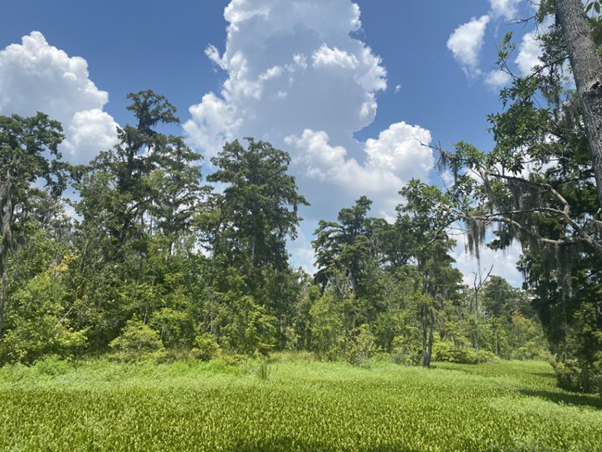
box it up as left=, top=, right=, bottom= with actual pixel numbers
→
left=489, top=0, right=523, bottom=20
left=485, top=69, right=512, bottom=90
left=185, top=0, right=433, bottom=218
left=0, top=31, right=118, bottom=164
left=447, top=15, right=490, bottom=78
left=285, top=122, right=433, bottom=213
left=515, top=30, right=542, bottom=76
left=62, top=109, right=120, bottom=165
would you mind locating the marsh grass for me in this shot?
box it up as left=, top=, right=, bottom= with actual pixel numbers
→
left=0, top=357, right=601, bottom=451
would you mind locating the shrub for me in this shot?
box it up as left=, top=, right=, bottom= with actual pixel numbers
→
left=552, top=357, right=601, bottom=393
left=109, top=320, right=165, bottom=362
left=432, top=341, right=479, bottom=364
left=346, top=324, right=375, bottom=366
left=150, top=307, right=196, bottom=348
left=310, top=293, right=344, bottom=360
left=0, top=317, right=87, bottom=364
left=391, top=335, right=421, bottom=366
left=191, top=333, right=221, bottom=361
left=33, top=355, right=71, bottom=377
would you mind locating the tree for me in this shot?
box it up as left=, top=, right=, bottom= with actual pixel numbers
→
left=436, top=7, right=602, bottom=389
left=313, top=197, right=378, bottom=294
left=0, top=113, right=66, bottom=334
left=90, top=90, right=182, bottom=253
left=395, top=180, right=462, bottom=367
left=71, top=90, right=205, bottom=347
left=204, top=139, right=308, bottom=353
left=554, top=0, right=602, bottom=206
left=471, top=265, right=493, bottom=353
left=207, top=138, right=308, bottom=271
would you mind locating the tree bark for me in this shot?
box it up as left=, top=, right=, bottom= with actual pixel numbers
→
left=0, top=178, right=12, bottom=336
left=555, top=0, right=602, bottom=207
left=421, top=303, right=428, bottom=367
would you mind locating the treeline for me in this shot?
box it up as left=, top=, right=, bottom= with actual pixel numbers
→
left=0, top=91, right=547, bottom=372
left=2, top=1, right=602, bottom=395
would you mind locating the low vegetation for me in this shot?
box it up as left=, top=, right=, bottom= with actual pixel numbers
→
left=0, top=357, right=600, bottom=451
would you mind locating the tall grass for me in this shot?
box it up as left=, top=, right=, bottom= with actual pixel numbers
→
left=0, top=357, right=600, bottom=451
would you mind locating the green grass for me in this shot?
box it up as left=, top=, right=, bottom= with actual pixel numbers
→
left=0, top=356, right=601, bottom=451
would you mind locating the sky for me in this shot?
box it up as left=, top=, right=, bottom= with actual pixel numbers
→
left=0, top=0, right=546, bottom=286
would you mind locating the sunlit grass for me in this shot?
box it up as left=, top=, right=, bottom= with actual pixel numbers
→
left=0, top=357, right=600, bottom=451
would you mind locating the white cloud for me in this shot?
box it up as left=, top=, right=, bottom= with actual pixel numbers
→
left=0, top=31, right=118, bottom=164
left=485, top=69, right=512, bottom=90
left=184, top=0, right=434, bottom=220
left=284, top=121, right=433, bottom=215
left=184, top=0, right=384, bottom=157
left=62, top=109, right=120, bottom=165
left=447, top=15, right=491, bottom=78
left=285, top=121, right=432, bottom=212
left=515, top=30, right=542, bottom=76
left=453, top=235, right=523, bottom=287
left=313, top=44, right=359, bottom=70
left=490, top=0, right=523, bottom=20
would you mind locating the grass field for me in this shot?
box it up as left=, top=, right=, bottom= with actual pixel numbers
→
left=0, top=356, right=601, bottom=451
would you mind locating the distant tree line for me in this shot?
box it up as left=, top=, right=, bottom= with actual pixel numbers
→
left=0, top=90, right=547, bottom=371
left=0, top=0, right=600, bottom=396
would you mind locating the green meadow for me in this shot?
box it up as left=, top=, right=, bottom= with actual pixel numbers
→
left=0, top=357, right=600, bottom=451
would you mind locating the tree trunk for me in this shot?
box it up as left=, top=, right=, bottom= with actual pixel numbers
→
left=427, top=310, right=434, bottom=367
left=474, top=290, right=479, bottom=354
left=555, top=0, right=602, bottom=207
left=0, top=180, right=12, bottom=336
left=421, top=303, right=428, bottom=367
left=0, top=250, right=7, bottom=336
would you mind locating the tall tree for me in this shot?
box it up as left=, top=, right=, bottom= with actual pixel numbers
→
left=72, top=90, right=204, bottom=346
left=437, top=14, right=602, bottom=390
left=0, top=113, right=66, bottom=334
left=207, top=138, right=308, bottom=271
left=395, top=180, right=461, bottom=367
left=313, top=196, right=377, bottom=294
left=554, top=0, right=602, bottom=206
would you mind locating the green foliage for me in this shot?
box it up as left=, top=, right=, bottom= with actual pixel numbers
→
left=191, top=333, right=220, bottom=361
left=109, top=320, right=165, bottom=362
left=0, top=359, right=601, bottom=450
left=0, top=91, right=559, bottom=395
left=309, top=292, right=344, bottom=360
left=433, top=9, right=602, bottom=391
left=0, top=265, right=87, bottom=364
left=346, top=324, right=375, bottom=365
left=552, top=302, right=602, bottom=392
left=0, top=112, right=67, bottom=335
left=432, top=339, right=479, bottom=364
left=207, top=138, right=308, bottom=271
left=150, top=306, right=195, bottom=349
left=33, top=355, right=72, bottom=377
left=0, top=317, right=87, bottom=365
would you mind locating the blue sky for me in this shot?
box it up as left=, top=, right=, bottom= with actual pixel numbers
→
left=0, top=0, right=543, bottom=285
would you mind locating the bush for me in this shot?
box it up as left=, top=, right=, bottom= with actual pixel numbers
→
left=476, top=350, right=498, bottom=364
left=191, top=333, right=221, bottom=361
left=346, top=324, right=375, bottom=366
left=109, top=320, right=165, bottom=362
left=33, top=355, right=71, bottom=377
left=0, top=317, right=87, bottom=364
left=552, top=358, right=601, bottom=393
left=391, top=335, right=421, bottom=366
left=310, top=293, right=344, bottom=360
left=150, top=307, right=196, bottom=348
left=432, top=341, right=479, bottom=364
